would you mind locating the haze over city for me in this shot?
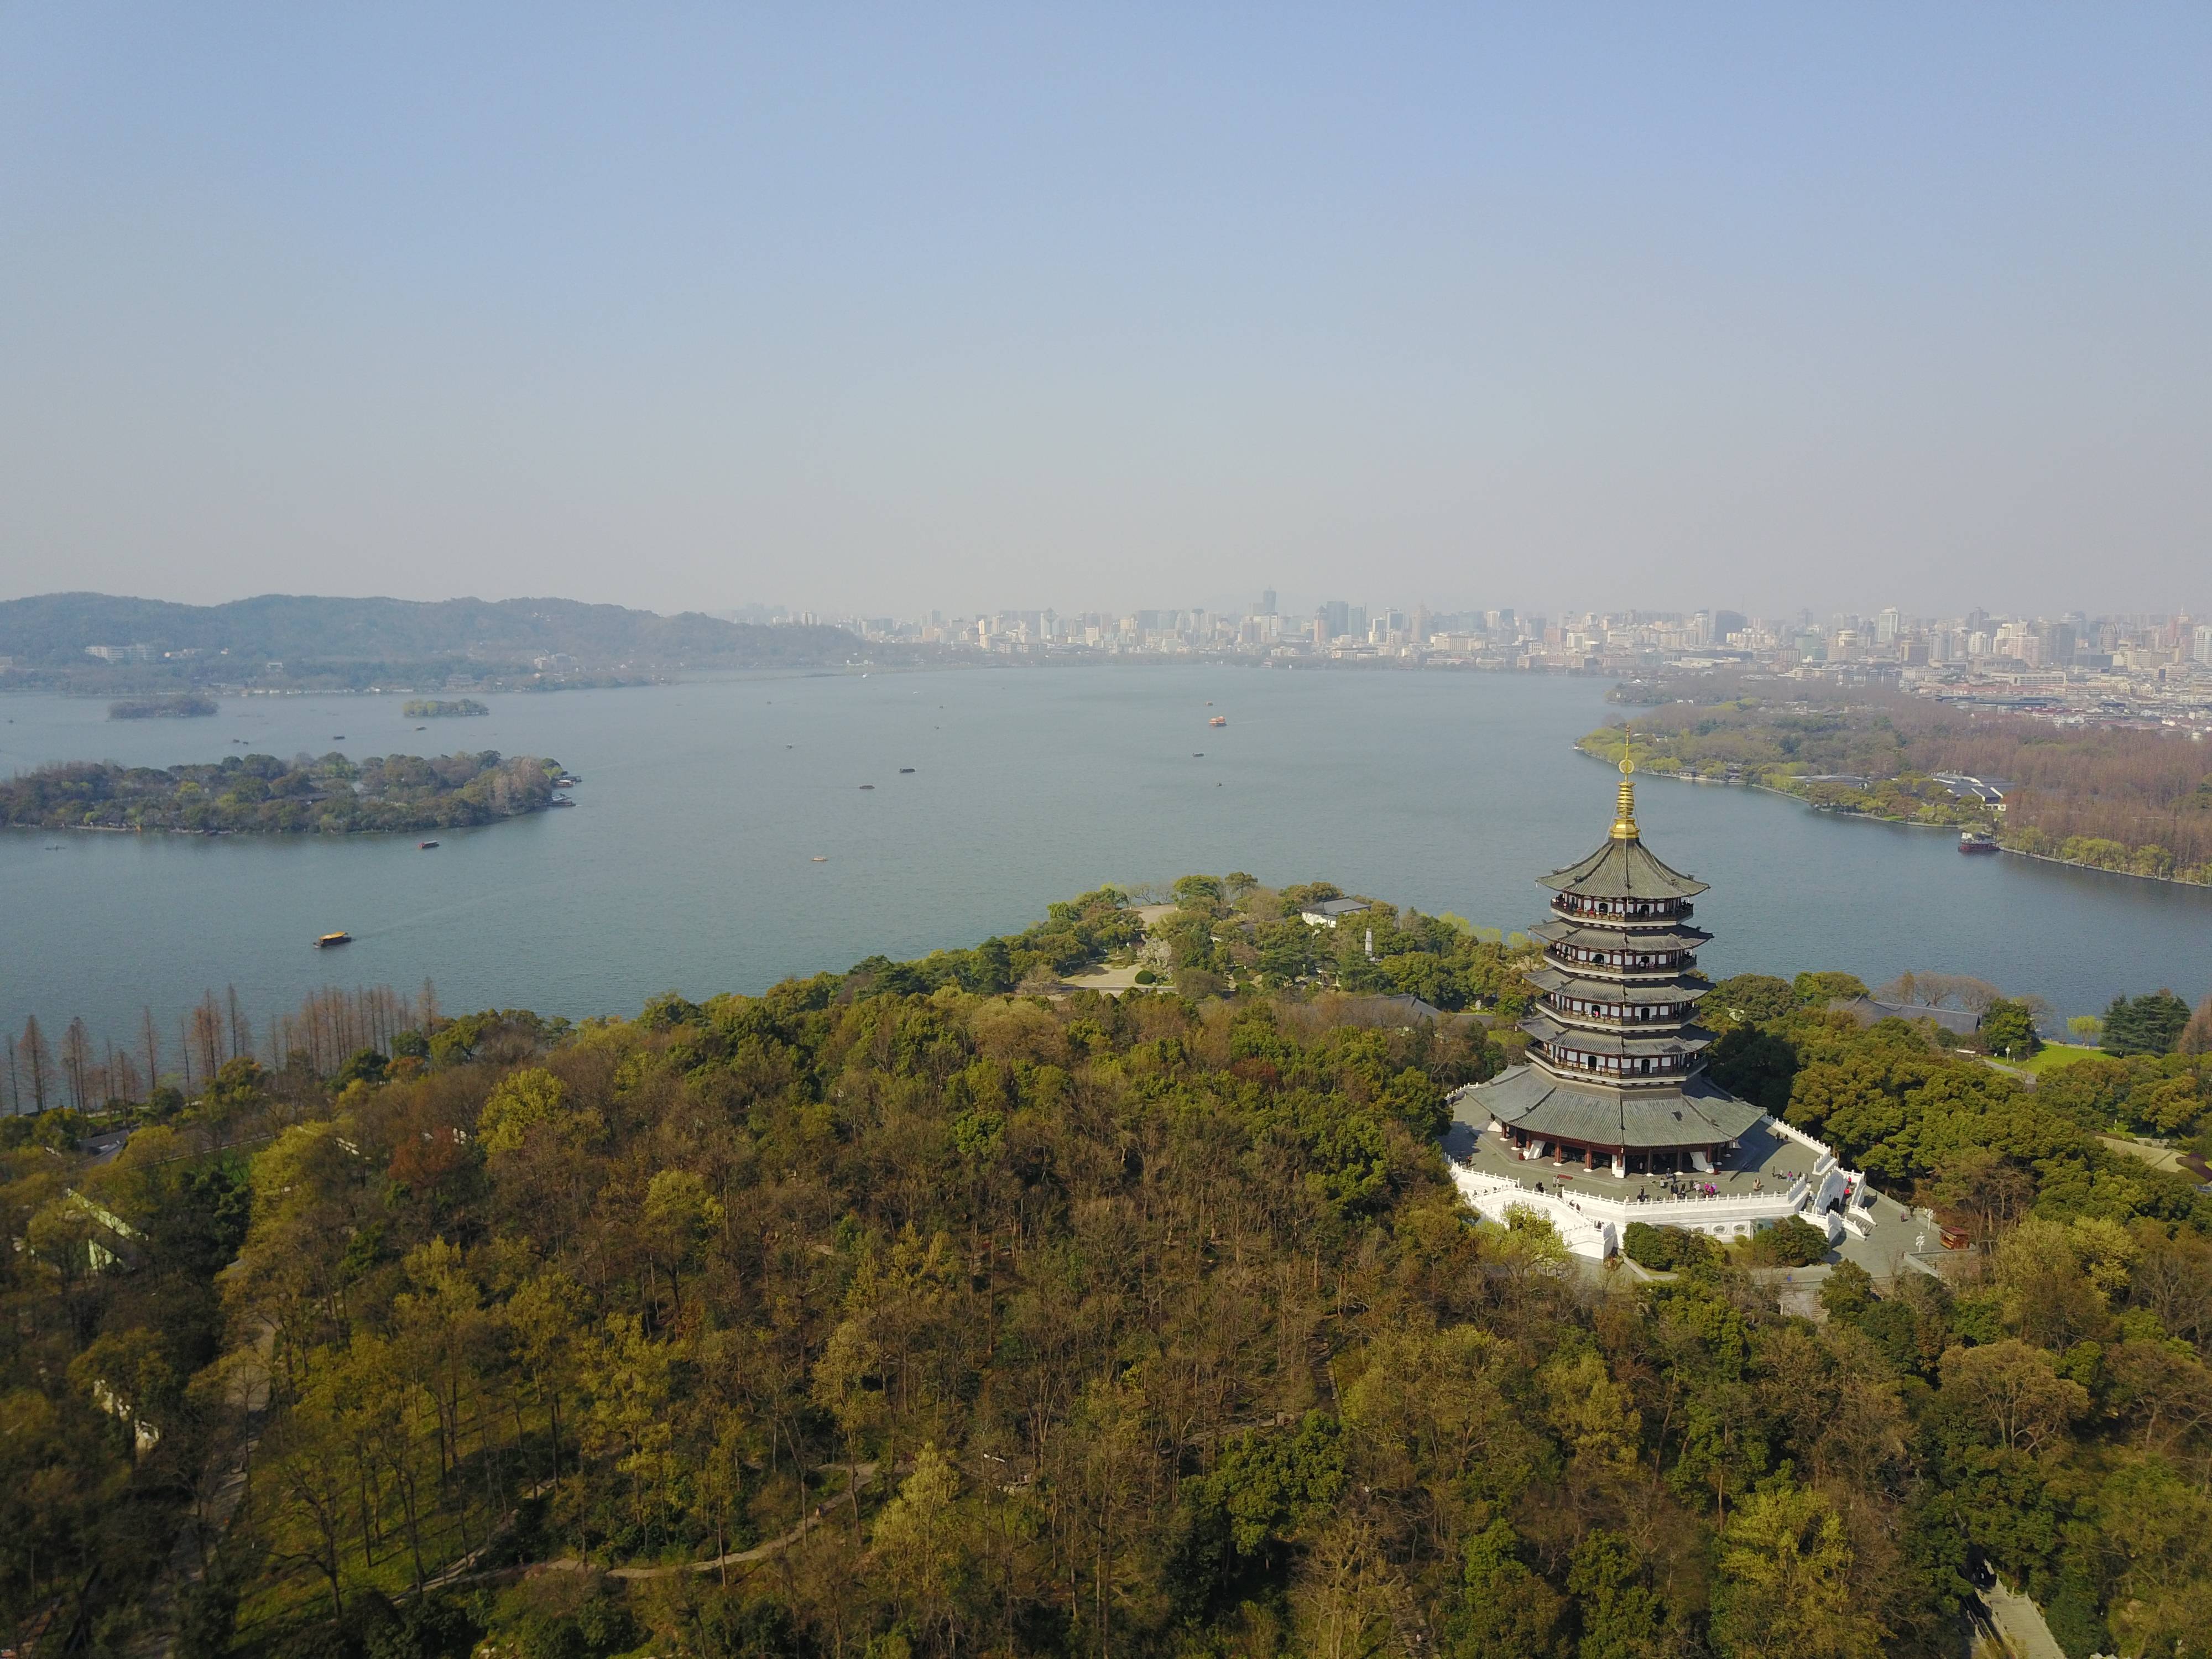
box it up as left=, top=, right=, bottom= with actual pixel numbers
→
left=5, top=6, right=2210, bottom=618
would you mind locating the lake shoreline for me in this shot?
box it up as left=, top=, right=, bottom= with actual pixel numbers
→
left=8, top=673, right=2207, bottom=1046
left=1574, top=742, right=2212, bottom=891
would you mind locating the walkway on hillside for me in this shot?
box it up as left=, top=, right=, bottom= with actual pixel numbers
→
left=434, top=1464, right=883, bottom=1589
left=128, top=1317, right=274, bottom=1659
left=1974, top=1578, right=2067, bottom=1659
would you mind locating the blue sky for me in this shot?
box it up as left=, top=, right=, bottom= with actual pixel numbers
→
left=3, top=6, right=2208, bottom=618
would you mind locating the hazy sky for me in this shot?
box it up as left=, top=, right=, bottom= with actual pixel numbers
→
left=3, top=6, right=2208, bottom=621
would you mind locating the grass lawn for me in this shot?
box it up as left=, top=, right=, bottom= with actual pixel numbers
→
left=2014, top=1042, right=2106, bottom=1077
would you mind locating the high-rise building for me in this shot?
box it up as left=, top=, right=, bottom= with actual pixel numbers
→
left=1259, top=588, right=1277, bottom=616
left=1318, top=599, right=1350, bottom=639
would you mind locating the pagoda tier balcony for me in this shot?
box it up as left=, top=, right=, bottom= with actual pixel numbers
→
left=1531, top=919, right=1711, bottom=953
left=1540, top=999, right=1698, bottom=1034
left=1550, top=894, right=1693, bottom=925
left=1528, top=1046, right=1700, bottom=1084
left=1544, top=946, right=1700, bottom=977
left=1521, top=1012, right=1713, bottom=1057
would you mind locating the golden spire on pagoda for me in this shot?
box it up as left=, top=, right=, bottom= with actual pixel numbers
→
left=1611, top=724, right=1639, bottom=841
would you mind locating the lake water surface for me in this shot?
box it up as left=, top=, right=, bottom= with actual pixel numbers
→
left=3, top=669, right=2208, bottom=1054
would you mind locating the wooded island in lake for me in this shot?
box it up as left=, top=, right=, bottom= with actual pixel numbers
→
left=401, top=698, right=489, bottom=718
left=106, top=693, right=218, bottom=719
left=0, top=749, right=565, bottom=833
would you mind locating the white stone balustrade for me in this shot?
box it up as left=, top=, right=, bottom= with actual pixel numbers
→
left=1451, top=1157, right=1818, bottom=1251
left=1450, top=1166, right=1618, bottom=1259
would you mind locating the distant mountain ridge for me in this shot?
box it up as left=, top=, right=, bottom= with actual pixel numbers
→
left=0, top=592, right=864, bottom=672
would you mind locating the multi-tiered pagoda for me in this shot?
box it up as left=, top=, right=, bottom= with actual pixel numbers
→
left=1469, top=752, right=1762, bottom=1177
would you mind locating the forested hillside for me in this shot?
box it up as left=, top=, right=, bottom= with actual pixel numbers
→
left=5, top=885, right=2212, bottom=1659
left=0, top=594, right=870, bottom=688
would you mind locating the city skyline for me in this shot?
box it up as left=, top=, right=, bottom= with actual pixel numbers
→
left=762, top=592, right=2212, bottom=726
left=732, top=591, right=2206, bottom=643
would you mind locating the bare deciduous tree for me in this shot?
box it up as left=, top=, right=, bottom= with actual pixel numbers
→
left=1876, top=971, right=2004, bottom=1014
left=61, top=1017, right=94, bottom=1112
left=19, top=1016, right=52, bottom=1113
left=140, top=1005, right=161, bottom=1094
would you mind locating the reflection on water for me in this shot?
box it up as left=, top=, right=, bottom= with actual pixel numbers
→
left=3, top=669, right=2208, bottom=1048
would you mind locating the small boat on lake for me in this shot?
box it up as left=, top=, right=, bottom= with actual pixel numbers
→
left=812, top=855, right=828, bottom=862
left=419, top=841, right=440, bottom=850
left=899, top=766, right=916, bottom=774
left=1959, top=831, right=1999, bottom=854
left=316, top=931, right=353, bottom=948
left=1209, top=714, right=1227, bottom=727
left=859, top=783, right=875, bottom=790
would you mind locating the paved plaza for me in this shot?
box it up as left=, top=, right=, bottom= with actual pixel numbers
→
left=1446, top=1098, right=1818, bottom=1199
left=1446, top=1097, right=1935, bottom=1279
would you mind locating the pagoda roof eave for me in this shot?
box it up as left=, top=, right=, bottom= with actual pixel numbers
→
left=1521, top=1014, right=1714, bottom=1055
left=1462, top=1065, right=1765, bottom=1150
left=1538, top=834, right=1708, bottom=900
left=1529, top=920, right=1712, bottom=950
left=1528, top=969, right=1705, bottom=1003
